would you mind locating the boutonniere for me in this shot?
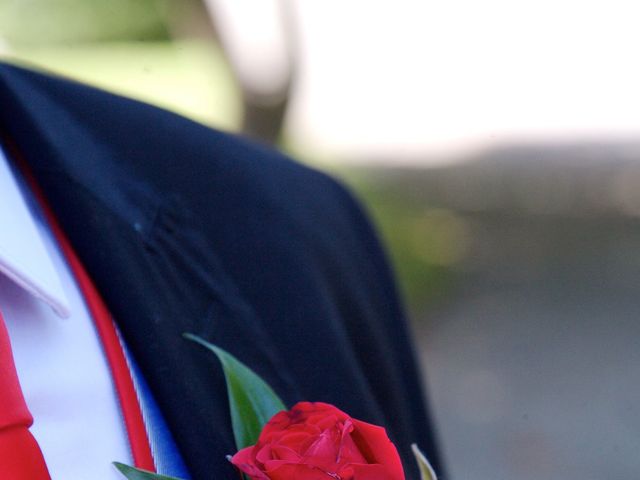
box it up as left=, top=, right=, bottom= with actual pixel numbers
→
left=114, top=334, right=437, bottom=480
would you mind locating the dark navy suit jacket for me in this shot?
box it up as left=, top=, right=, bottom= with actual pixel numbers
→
left=0, top=62, right=442, bottom=480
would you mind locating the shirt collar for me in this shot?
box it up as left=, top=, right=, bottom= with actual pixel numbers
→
left=0, top=146, right=71, bottom=318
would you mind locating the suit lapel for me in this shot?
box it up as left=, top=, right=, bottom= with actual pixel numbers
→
left=0, top=62, right=299, bottom=480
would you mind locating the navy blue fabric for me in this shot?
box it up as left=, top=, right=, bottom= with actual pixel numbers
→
left=124, top=340, right=191, bottom=478
left=0, top=62, right=443, bottom=480
left=8, top=142, right=189, bottom=477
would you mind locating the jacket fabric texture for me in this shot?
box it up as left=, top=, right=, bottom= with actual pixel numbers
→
left=0, top=62, right=443, bottom=480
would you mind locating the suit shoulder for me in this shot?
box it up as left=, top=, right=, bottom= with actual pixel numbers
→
left=0, top=60, right=359, bottom=223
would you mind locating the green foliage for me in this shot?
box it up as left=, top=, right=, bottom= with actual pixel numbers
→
left=184, top=333, right=286, bottom=451
left=340, top=169, right=464, bottom=311
left=0, top=0, right=171, bottom=45
left=113, top=462, right=182, bottom=480
left=8, top=41, right=241, bottom=131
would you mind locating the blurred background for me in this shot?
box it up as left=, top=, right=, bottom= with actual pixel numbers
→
left=3, top=1, right=640, bottom=478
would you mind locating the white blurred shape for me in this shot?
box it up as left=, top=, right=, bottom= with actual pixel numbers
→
left=203, top=0, right=292, bottom=104
left=285, top=0, right=640, bottom=162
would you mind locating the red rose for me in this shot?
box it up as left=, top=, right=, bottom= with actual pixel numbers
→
left=231, top=401, right=405, bottom=480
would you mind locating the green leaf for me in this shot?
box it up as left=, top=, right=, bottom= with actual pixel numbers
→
left=183, top=333, right=286, bottom=451
left=113, top=462, right=183, bottom=480
left=412, top=444, right=438, bottom=480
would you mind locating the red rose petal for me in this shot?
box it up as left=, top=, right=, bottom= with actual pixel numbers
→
left=351, top=419, right=405, bottom=480
left=267, top=463, right=340, bottom=480
left=231, top=402, right=406, bottom=480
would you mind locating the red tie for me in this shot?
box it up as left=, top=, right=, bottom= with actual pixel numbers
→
left=0, top=309, right=51, bottom=479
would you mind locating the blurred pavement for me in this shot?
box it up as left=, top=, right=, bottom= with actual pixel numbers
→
left=375, top=148, right=640, bottom=480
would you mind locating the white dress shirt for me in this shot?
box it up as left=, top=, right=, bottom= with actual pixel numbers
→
left=0, top=146, right=132, bottom=478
